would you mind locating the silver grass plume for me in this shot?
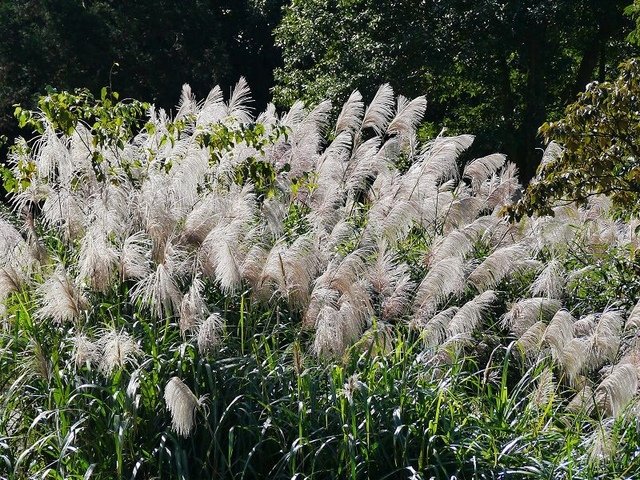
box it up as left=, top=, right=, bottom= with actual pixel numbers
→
left=72, top=334, right=99, bottom=368
left=574, top=314, right=597, bottom=337
left=41, top=187, right=85, bottom=241
left=36, top=265, right=89, bottom=324
left=587, top=421, right=616, bottom=464
left=344, top=137, right=383, bottom=195
left=164, top=377, right=204, bottom=438
left=312, top=304, right=361, bottom=358
left=338, top=281, right=374, bottom=328
left=560, top=338, right=590, bottom=384
left=483, top=163, right=520, bottom=211
left=119, top=232, right=152, bottom=281
left=98, top=329, right=142, bottom=376
left=361, top=84, right=395, bottom=136
left=200, top=223, right=243, bottom=293
left=516, top=321, right=547, bottom=360
left=468, top=243, right=532, bottom=292
left=335, top=90, right=364, bottom=135
left=462, top=154, right=506, bottom=192
left=539, top=141, right=562, bottom=167
left=197, top=85, right=225, bottom=125
left=78, top=223, right=119, bottom=293
left=441, top=196, right=485, bottom=232
left=176, top=84, right=197, bottom=120
left=530, top=368, right=555, bottom=409
left=303, top=286, right=339, bottom=330
left=502, top=298, right=562, bottom=337
left=315, top=249, right=368, bottom=296
left=387, top=95, right=427, bottom=136
left=594, top=363, right=638, bottom=417
left=197, top=313, right=224, bottom=355
left=241, top=244, right=269, bottom=294
left=427, top=216, right=499, bottom=267
left=226, top=77, right=253, bottom=123
left=446, top=290, right=497, bottom=337
left=625, top=299, right=640, bottom=334
left=368, top=245, right=414, bottom=321
left=380, top=272, right=414, bottom=321
left=130, top=244, right=183, bottom=319
left=413, top=256, right=468, bottom=317
left=543, top=309, right=575, bottom=361
left=566, top=384, right=595, bottom=414
left=179, top=276, right=208, bottom=334
left=530, top=258, right=565, bottom=299
left=427, top=230, right=475, bottom=268
left=0, top=265, right=26, bottom=303
left=261, top=234, right=321, bottom=307
left=588, top=310, right=623, bottom=369
left=411, top=306, right=459, bottom=348
left=415, top=134, right=475, bottom=184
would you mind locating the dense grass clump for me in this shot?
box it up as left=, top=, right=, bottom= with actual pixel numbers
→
left=1, top=83, right=639, bottom=478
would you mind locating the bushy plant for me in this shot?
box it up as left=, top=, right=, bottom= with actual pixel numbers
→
left=1, top=82, right=639, bottom=479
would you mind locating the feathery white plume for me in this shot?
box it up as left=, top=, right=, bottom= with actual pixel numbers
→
left=387, top=95, right=427, bottom=136
left=543, top=309, right=575, bottom=360
left=413, top=256, right=467, bottom=316
left=130, top=256, right=182, bottom=319
left=36, top=265, right=88, bottom=324
left=362, top=84, right=395, bottom=136
left=566, top=384, right=595, bottom=414
left=119, top=232, right=152, bottom=281
left=312, top=304, right=362, bottom=358
left=164, top=377, right=203, bottom=438
left=447, top=290, right=497, bottom=337
left=516, top=321, right=548, bottom=359
left=502, top=298, right=562, bottom=337
left=539, top=141, right=562, bottom=167
left=226, top=77, right=253, bottom=123
left=625, top=299, right=640, bottom=334
left=98, top=329, right=142, bottom=375
left=595, top=363, right=638, bottom=417
left=560, top=338, right=590, bottom=384
left=412, top=306, right=459, bottom=348
left=197, top=313, right=224, bottom=355
left=180, top=276, right=208, bottom=334
left=78, top=224, right=119, bottom=293
left=335, top=90, right=364, bottom=134
left=531, top=258, right=565, bottom=299
left=468, top=244, right=532, bottom=291
left=530, top=368, right=555, bottom=409
left=72, top=334, right=99, bottom=368
left=462, top=154, right=506, bottom=191
left=588, top=310, right=623, bottom=369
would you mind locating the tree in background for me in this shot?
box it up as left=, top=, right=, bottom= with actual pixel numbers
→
left=273, top=0, right=635, bottom=181
left=512, top=4, right=640, bottom=219
left=0, top=0, right=286, bottom=141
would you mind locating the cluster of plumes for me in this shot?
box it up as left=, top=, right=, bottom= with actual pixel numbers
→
left=504, top=194, right=640, bottom=458
left=2, top=81, right=640, bottom=435
left=1, top=80, right=515, bottom=359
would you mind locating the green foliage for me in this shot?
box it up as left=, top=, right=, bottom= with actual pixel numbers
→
left=2, top=85, right=640, bottom=479
left=16, top=87, right=149, bottom=146
left=0, top=0, right=286, bottom=144
left=513, top=58, right=640, bottom=219
left=274, top=0, right=635, bottom=180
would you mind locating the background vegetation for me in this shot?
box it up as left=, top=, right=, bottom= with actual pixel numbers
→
left=2, top=1, right=640, bottom=479
left=0, top=0, right=638, bottom=182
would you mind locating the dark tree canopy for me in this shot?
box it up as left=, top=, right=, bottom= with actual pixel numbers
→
left=512, top=58, right=640, bottom=219
left=0, top=0, right=286, bottom=140
left=273, top=0, right=636, bottom=181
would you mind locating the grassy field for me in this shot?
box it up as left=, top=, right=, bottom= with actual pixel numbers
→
left=1, top=83, right=639, bottom=479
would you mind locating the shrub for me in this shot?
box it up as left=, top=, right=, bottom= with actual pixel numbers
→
left=1, top=82, right=639, bottom=478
